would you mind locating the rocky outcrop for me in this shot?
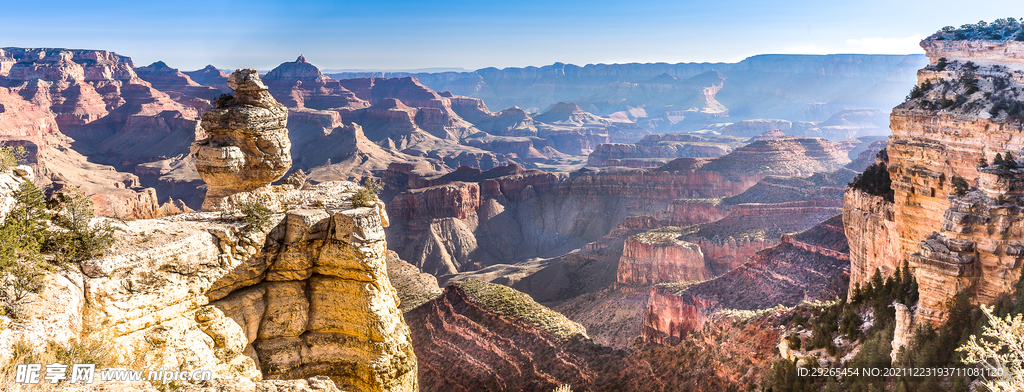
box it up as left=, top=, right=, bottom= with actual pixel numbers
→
left=338, top=77, right=478, bottom=141
left=262, top=56, right=368, bottom=110
left=680, top=201, right=844, bottom=274
left=135, top=61, right=223, bottom=112
left=406, top=280, right=652, bottom=392
left=641, top=215, right=850, bottom=343
left=617, top=234, right=709, bottom=285
left=448, top=97, right=537, bottom=137
left=891, top=303, right=914, bottom=362
left=846, top=35, right=1024, bottom=324
left=698, top=136, right=850, bottom=177
left=192, top=69, right=292, bottom=210
left=80, top=182, right=417, bottom=392
left=185, top=65, right=230, bottom=92
left=921, top=39, right=1024, bottom=67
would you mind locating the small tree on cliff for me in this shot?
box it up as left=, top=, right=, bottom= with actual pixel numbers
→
left=44, top=189, right=115, bottom=264
left=351, top=178, right=382, bottom=208
left=951, top=175, right=970, bottom=197
left=1004, top=151, right=1018, bottom=169
left=0, top=181, right=50, bottom=316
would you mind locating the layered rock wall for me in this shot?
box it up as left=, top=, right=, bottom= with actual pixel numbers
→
left=617, top=236, right=709, bottom=285
left=81, top=183, right=417, bottom=392
left=854, top=37, right=1024, bottom=324
left=192, top=69, right=292, bottom=210
left=843, top=189, right=899, bottom=295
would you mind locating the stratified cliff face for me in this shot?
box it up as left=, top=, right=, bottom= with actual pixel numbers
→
left=406, top=280, right=653, bottom=392
left=848, top=36, right=1024, bottom=324
left=843, top=188, right=899, bottom=295
left=81, top=182, right=417, bottom=392
left=617, top=234, right=709, bottom=285
left=698, top=135, right=850, bottom=177
left=262, top=56, right=369, bottom=111
left=192, top=69, right=292, bottom=210
left=0, top=47, right=200, bottom=218
left=641, top=215, right=850, bottom=343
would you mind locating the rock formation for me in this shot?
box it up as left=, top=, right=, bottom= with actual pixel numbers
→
left=617, top=232, right=709, bottom=285
left=262, top=56, right=368, bottom=110
left=0, top=48, right=202, bottom=218
left=405, top=280, right=653, bottom=392
left=135, top=61, right=224, bottom=112
left=642, top=215, right=850, bottom=343
left=191, top=69, right=292, bottom=211
left=845, top=34, right=1024, bottom=324
left=79, top=182, right=417, bottom=391
left=185, top=65, right=231, bottom=92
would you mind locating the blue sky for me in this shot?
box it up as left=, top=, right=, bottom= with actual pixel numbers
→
left=3, top=0, right=1022, bottom=71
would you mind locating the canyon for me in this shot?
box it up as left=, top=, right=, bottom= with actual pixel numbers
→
left=5, top=26, right=1022, bottom=392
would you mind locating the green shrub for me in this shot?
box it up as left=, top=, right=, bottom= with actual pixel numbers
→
left=0, top=181, right=50, bottom=317
left=0, top=145, right=27, bottom=171
left=933, top=18, right=1024, bottom=41
left=849, top=162, right=893, bottom=202
left=351, top=178, right=382, bottom=208
left=238, top=200, right=271, bottom=232
left=44, top=190, right=115, bottom=264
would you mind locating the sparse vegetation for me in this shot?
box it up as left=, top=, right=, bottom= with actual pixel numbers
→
left=0, top=181, right=50, bottom=316
left=44, top=190, right=116, bottom=264
left=906, top=80, right=932, bottom=100
left=457, top=279, right=587, bottom=341
left=933, top=18, right=1024, bottom=41
left=215, top=93, right=234, bottom=108
left=848, top=162, right=893, bottom=202
left=238, top=200, right=272, bottom=232
left=0, top=144, right=28, bottom=171
left=351, top=178, right=382, bottom=208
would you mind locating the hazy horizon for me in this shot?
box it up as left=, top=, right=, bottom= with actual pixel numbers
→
left=3, top=0, right=1019, bottom=71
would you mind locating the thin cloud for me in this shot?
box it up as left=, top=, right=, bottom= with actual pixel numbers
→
left=844, top=34, right=926, bottom=54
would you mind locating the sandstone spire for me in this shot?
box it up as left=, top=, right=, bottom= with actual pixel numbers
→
left=192, top=69, right=292, bottom=210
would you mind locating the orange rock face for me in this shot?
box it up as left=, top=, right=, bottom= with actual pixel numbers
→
left=847, top=36, right=1024, bottom=325
left=617, top=236, right=709, bottom=285
left=843, top=188, right=899, bottom=296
